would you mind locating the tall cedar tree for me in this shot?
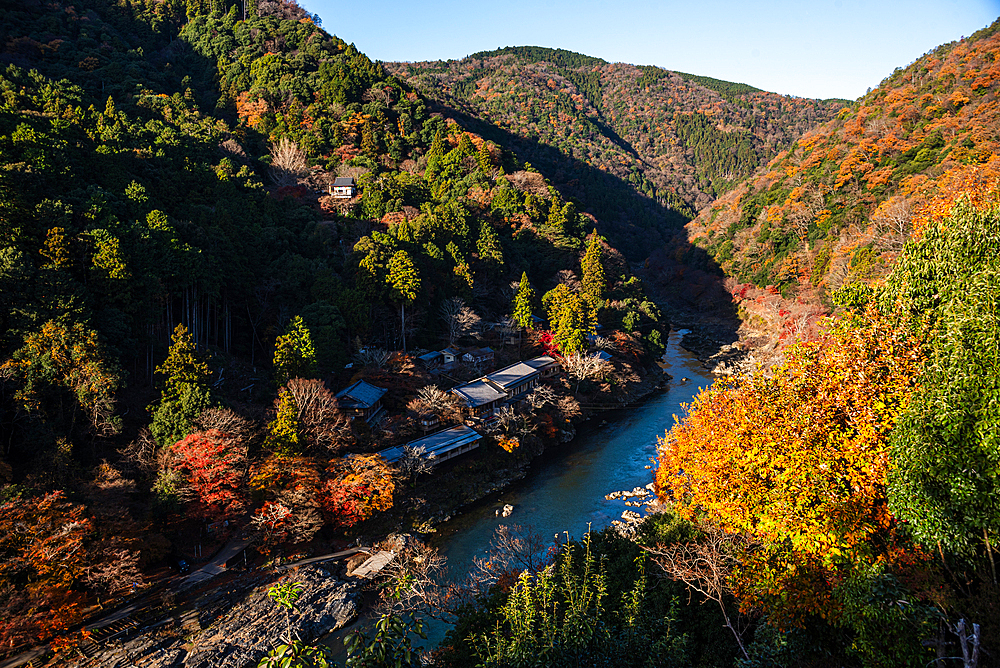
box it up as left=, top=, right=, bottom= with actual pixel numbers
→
left=581, top=234, right=606, bottom=302
left=150, top=324, right=211, bottom=447
left=387, top=250, right=420, bottom=353
left=513, top=272, right=535, bottom=328
left=273, top=315, right=318, bottom=385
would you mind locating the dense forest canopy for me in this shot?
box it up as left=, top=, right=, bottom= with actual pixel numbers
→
left=0, top=0, right=669, bottom=657
left=1, top=1, right=999, bottom=665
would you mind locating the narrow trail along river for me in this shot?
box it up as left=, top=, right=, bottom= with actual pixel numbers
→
left=423, top=327, right=716, bottom=646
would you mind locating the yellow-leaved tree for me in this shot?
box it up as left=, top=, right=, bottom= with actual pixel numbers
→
left=656, top=309, right=923, bottom=625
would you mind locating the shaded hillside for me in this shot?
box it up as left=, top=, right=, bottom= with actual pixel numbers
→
left=683, top=18, right=1000, bottom=304
left=0, top=1, right=679, bottom=654
left=386, top=48, right=846, bottom=225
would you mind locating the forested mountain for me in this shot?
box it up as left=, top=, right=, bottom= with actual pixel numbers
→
left=386, top=48, right=847, bottom=229
left=0, top=0, right=669, bottom=655
left=683, top=19, right=1000, bottom=303
left=4, top=0, right=1000, bottom=665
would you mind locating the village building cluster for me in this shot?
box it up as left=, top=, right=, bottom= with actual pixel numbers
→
left=332, top=345, right=563, bottom=471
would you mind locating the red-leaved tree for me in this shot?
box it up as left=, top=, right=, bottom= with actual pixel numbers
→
left=171, top=429, right=247, bottom=519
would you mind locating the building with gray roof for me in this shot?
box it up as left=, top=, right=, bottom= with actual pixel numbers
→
left=377, top=425, right=482, bottom=466
left=486, top=362, right=541, bottom=399
left=451, top=378, right=507, bottom=417
left=336, top=380, right=387, bottom=423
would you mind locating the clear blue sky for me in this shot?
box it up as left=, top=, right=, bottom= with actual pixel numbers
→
left=300, top=0, right=999, bottom=100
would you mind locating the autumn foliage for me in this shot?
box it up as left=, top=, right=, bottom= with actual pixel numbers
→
left=657, top=309, right=923, bottom=624
left=171, top=429, right=247, bottom=519
left=319, top=455, right=395, bottom=530
left=0, top=492, right=95, bottom=652
left=679, top=19, right=1000, bottom=331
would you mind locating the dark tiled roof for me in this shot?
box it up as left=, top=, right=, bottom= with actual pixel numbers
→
left=336, top=380, right=387, bottom=410
left=524, top=355, right=558, bottom=370
left=333, top=176, right=355, bottom=186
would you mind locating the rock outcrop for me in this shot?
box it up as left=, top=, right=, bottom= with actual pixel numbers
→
left=70, top=565, right=358, bottom=668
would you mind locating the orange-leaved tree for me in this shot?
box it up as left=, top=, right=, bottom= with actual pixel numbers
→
left=319, top=454, right=395, bottom=531
left=656, top=308, right=923, bottom=625
left=0, top=491, right=95, bottom=652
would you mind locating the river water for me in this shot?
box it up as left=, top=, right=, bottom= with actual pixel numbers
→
left=422, top=328, right=715, bottom=647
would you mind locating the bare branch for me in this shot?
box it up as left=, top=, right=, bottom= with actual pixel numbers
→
left=355, top=347, right=392, bottom=369
left=440, top=297, right=481, bottom=345
left=285, top=378, right=352, bottom=454
left=646, top=525, right=754, bottom=659
left=269, top=137, right=308, bottom=187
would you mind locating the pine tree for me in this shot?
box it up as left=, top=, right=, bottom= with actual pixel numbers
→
left=266, top=387, right=302, bottom=454
left=477, top=221, right=504, bottom=267
left=273, top=315, right=317, bottom=385
left=513, top=272, right=535, bottom=328
left=581, top=234, right=606, bottom=302
left=150, top=324, right=212, bottom=446
left=387, top=250, right=420, bottom=352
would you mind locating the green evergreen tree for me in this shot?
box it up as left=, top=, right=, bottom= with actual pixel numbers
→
left=387, top=250, right=420, bottom=353
left=477, top=140, right=493, bottom=173
left=581, top=234, right=606, bottom=302
left=476, top=221, right=504, bottom=267
left=273, top=315, right=318, bottom=384
left=424, top=128, right=446, bottom=183
left=551, top=291, right=596, bottom=355
left=455, top=133, right=475, bottom=158
left=547, top=197, right=567, bottom=232
left=361, top=118, right=381, bottom=159
left=150, top=323, right=212, bottom=446
left=513, top=272, right=535, bottom=329
left=266, top=387, right=302, bottom=454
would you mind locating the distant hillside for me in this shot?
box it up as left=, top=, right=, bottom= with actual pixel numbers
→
left=681, top=18, right=1000, bottom=304
left=386, top=49, right=847, bottom=223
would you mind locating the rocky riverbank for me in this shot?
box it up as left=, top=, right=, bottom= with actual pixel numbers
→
left=64, top=565, right=359, bottom=668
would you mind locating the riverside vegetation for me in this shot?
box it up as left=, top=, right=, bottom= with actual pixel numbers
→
left=1, top=0, right=999, bottom=666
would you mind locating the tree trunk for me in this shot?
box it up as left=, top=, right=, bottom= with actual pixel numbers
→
left=400, top=302, right=406, bottom=354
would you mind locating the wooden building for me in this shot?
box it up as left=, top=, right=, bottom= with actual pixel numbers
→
left=336, top=380, right=387, bottom=423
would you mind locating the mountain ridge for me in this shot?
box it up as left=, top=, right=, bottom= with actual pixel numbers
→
left=386, top=48, right=848, bottom=224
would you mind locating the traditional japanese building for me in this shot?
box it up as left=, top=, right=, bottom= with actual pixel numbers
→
left=330, top=176, right=356, bottom=198
left=335, top=380, right=386, bottom=423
